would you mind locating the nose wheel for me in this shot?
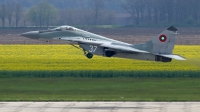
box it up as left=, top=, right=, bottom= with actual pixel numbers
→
left=70, top=44, right=94, bottom=59
left=83, top=50, right=93, bottom=59
left=86, top=53, right=93, bottom=59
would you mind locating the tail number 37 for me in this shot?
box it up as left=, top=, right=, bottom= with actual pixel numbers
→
left=89, top=45, right=97, bottom=53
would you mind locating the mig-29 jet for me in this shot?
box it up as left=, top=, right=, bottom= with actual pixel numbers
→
left=21, top=26, right=186, bottom=62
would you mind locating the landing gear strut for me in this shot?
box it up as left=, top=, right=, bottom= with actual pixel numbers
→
left=70, top=44, right=94, bottom=59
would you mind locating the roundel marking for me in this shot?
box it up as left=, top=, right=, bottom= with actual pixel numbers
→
left=159, top=34, right=167, bottom=42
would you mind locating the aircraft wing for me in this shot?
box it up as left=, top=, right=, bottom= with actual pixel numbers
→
left=61, top=37, right=148, bottom=53
left=156, top=54, right=186, bottom=60
left=60, top=37, right=185, bottom=60
left=100, top=43, right=186, bottom=60
left=100, top=43, right=149, bottom=53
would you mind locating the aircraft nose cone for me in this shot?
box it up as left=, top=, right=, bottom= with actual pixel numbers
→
left=21, top=31, right=40, bottom=39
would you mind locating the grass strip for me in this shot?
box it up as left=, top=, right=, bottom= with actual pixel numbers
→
left=0, top=70, right=200, bottom=78
left=0, top=77, right=200, bottom=101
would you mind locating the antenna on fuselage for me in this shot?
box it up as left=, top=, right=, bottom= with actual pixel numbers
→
left=86, top=27, right=91, bottom=32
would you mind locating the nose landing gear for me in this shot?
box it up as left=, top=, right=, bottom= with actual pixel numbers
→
left=70, top=44, right=94, bottom=59
left=86, top=53, right=93, bottom=59
left=83, top=50, right=93, bottom=59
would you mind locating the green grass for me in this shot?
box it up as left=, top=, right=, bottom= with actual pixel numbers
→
left=0, top=77, right=200, bottom=101
left=0, top=70, right=200, bottom=78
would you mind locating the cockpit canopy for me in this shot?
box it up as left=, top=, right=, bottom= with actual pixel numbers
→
left=53, top=26, right=77, bottom=31
left=39, top=26, right=77, bottom=33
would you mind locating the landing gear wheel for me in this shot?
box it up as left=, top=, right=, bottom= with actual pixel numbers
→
left=86, top=53, right=93, bottom=59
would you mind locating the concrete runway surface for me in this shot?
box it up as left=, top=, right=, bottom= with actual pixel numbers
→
left=0, top=102, right=200, bottom=112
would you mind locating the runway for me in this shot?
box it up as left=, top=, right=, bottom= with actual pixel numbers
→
left=0, top=102, right=200, bottom=112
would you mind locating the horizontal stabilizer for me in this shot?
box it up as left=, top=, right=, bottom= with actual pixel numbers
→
left=167, top=26, right=177, bottom=32
left=157, top=54, right=186, bottom=60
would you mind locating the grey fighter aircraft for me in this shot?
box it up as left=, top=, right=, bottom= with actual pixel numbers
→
left=21, top=26, right=186, bottom=62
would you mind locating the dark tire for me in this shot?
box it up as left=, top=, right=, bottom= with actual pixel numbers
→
left=86, top=53, right=93, bottom=59
left=105, top=51, right=116, bottom=57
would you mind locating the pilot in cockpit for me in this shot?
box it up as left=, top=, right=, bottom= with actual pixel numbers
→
left=53, top=26, right=76, bottom=31
left=66, top=26, right=74, bottom=31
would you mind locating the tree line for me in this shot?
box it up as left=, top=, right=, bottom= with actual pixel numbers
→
left=0, top=0, right=200, bottom=27
left=0, top=0, right=115, bottom=27
left=124, top=0, right=200, bottom=26
left=0, top=1, right=23, bottom=27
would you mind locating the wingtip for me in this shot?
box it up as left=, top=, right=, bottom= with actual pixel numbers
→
left=179, top=57, right=187, bottom=60
left=174, top=55, right=186, bottom=60
left=156, top=54, right=186, bottom=60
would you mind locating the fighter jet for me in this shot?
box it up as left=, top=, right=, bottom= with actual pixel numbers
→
left=21, top=26, right=185, bottom=62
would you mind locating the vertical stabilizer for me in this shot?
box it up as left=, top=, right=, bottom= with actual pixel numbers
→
left=134, top=26, right=178, bottom=54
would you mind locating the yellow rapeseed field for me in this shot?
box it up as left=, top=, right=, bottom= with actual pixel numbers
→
left=0, top=45, right=199, bottom=71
